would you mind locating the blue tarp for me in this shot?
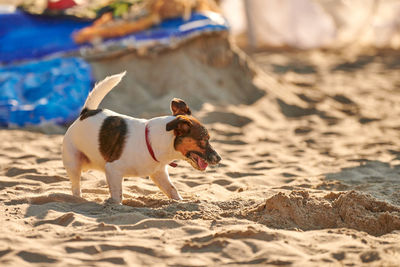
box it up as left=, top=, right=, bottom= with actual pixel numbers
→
left=103, top=12, right=229, bottom=47
left=0, top=10, right=228, bottom=64
left=0, top=11, right=91, bottom=64
left=0, top=9, right=228, bottom=127
left=0, top=57, right=92, bottom=127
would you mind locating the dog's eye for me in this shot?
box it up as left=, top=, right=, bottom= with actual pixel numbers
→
left=198, top=140, right=207, bottom=149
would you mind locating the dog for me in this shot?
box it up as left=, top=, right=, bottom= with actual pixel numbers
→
left=62, top=72, right=221, bottom=203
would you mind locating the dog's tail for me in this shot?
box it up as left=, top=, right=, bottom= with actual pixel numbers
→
left=83, top=71, right=126, bottom=110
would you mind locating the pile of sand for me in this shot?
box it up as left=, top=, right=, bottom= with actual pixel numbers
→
left=247, top=190, right=400, bottom=236
left=89, top=34, right=266, bottom=117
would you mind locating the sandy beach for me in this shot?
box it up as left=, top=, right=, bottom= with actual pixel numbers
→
left=1, top=47, right=400, bottom=266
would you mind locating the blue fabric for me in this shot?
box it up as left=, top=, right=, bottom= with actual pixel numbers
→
left=0, top=11, right=91, bottom=64
left=0, top=9, right=227, bottom=127
left=0, top=10, right=228, bottom=64
left=0, top=57, right=92, bottom=126
left=107, top=12, right=229, bottom=43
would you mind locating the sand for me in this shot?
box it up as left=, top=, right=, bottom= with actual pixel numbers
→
left=1, top=47, right=400, bottom=266
left=88, top=34, right=265, bottom=117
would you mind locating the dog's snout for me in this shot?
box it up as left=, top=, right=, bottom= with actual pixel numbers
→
left=207, top=150, right=221, bottom=165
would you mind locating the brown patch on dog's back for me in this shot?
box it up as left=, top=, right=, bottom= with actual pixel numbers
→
left=80, top=108, right=103, bottom=120
left=99, top=116, right=128, bottom=162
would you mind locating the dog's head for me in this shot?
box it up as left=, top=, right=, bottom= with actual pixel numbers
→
left=166, top=98, right=221, bottom=171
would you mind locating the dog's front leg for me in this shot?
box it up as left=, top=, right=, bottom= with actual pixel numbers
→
left=105, top=163, right=124, bottom=204
left=150, top=167, right=182, bottom=200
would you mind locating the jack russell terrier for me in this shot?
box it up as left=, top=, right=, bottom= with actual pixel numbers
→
left=62, top=72, right=221, bottom=203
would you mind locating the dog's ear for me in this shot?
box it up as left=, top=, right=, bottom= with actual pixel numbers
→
left=166, top=115, right=192, bottom=136
left=171, top=98, right=191, bottom=116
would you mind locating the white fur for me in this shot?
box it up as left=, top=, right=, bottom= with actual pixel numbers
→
left=62, top=72, right=185, bottom=203
left=83, top=71, right=126, bottom=110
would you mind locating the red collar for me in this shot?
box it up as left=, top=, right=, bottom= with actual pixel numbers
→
left=145, top=123, right=177, bottom=167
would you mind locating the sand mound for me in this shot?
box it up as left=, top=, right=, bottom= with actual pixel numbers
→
left=246, top=190, right=400, bottom=236
left=89, top=34, right=266, bottom=117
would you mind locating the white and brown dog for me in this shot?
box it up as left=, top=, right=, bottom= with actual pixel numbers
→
left=62, top=72, right=221, bottom=203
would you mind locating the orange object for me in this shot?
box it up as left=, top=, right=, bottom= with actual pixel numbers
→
left=73, top=13, right=160, bottom=44
left=72, top=0, right=220, bottom=44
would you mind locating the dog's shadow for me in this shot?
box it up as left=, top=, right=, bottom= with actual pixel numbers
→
left=7, top=193, right=202, bottom=227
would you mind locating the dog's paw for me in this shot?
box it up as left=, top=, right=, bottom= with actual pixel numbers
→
left=104, top=197, right=122, bottom=205
left=171, top=192, right=183, bottom=201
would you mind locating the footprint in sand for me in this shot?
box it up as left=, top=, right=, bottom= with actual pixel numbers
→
left=213, top=179, right=232, bottom=186
left=4, top=167, right=39, bottom=177
left=202, top=111, right=252, bottom=127
left=20, top=174, right=68, bottom=184
left=331, top=251, right=346, bottom=261
left=226, top=172, right=263, bottom=178
left=182, top=181, right=203, bottom=187
left=360, top=251, right=381, bottom=263
left=87, top=257, right=126, bottom=265
left=36, top=157, right=58, bottom=163
left=66, top=245, right=100, bottom=255
left=0, top=248, right=13, bottom=258
left=17, top=251, right=57, bottom=263
left=248, top=160, right=264, bottom=166
left=213, top=139, right=248, bottom=145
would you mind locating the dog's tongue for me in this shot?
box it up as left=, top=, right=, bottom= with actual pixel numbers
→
left=197, top=157, right=208, bottom=170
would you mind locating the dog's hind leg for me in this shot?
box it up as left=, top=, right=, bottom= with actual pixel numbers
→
left=105, top=162, right=123, bottom=204
left=62, top=141, right=83, bottom=198
left=150, top=167, right=182, bottom=200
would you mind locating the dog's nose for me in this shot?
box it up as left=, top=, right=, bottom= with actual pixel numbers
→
left=215, top=153, right=221, bottom=163
left=208, top=152, right=221, bottom=164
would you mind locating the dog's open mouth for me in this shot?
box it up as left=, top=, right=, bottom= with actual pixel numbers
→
left=186, top=151, right=208, bottom=171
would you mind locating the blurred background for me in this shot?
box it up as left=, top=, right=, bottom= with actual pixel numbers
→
left=0, top=0, right=399, bottom=130
left=222, top=0, right=400, bottom=50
